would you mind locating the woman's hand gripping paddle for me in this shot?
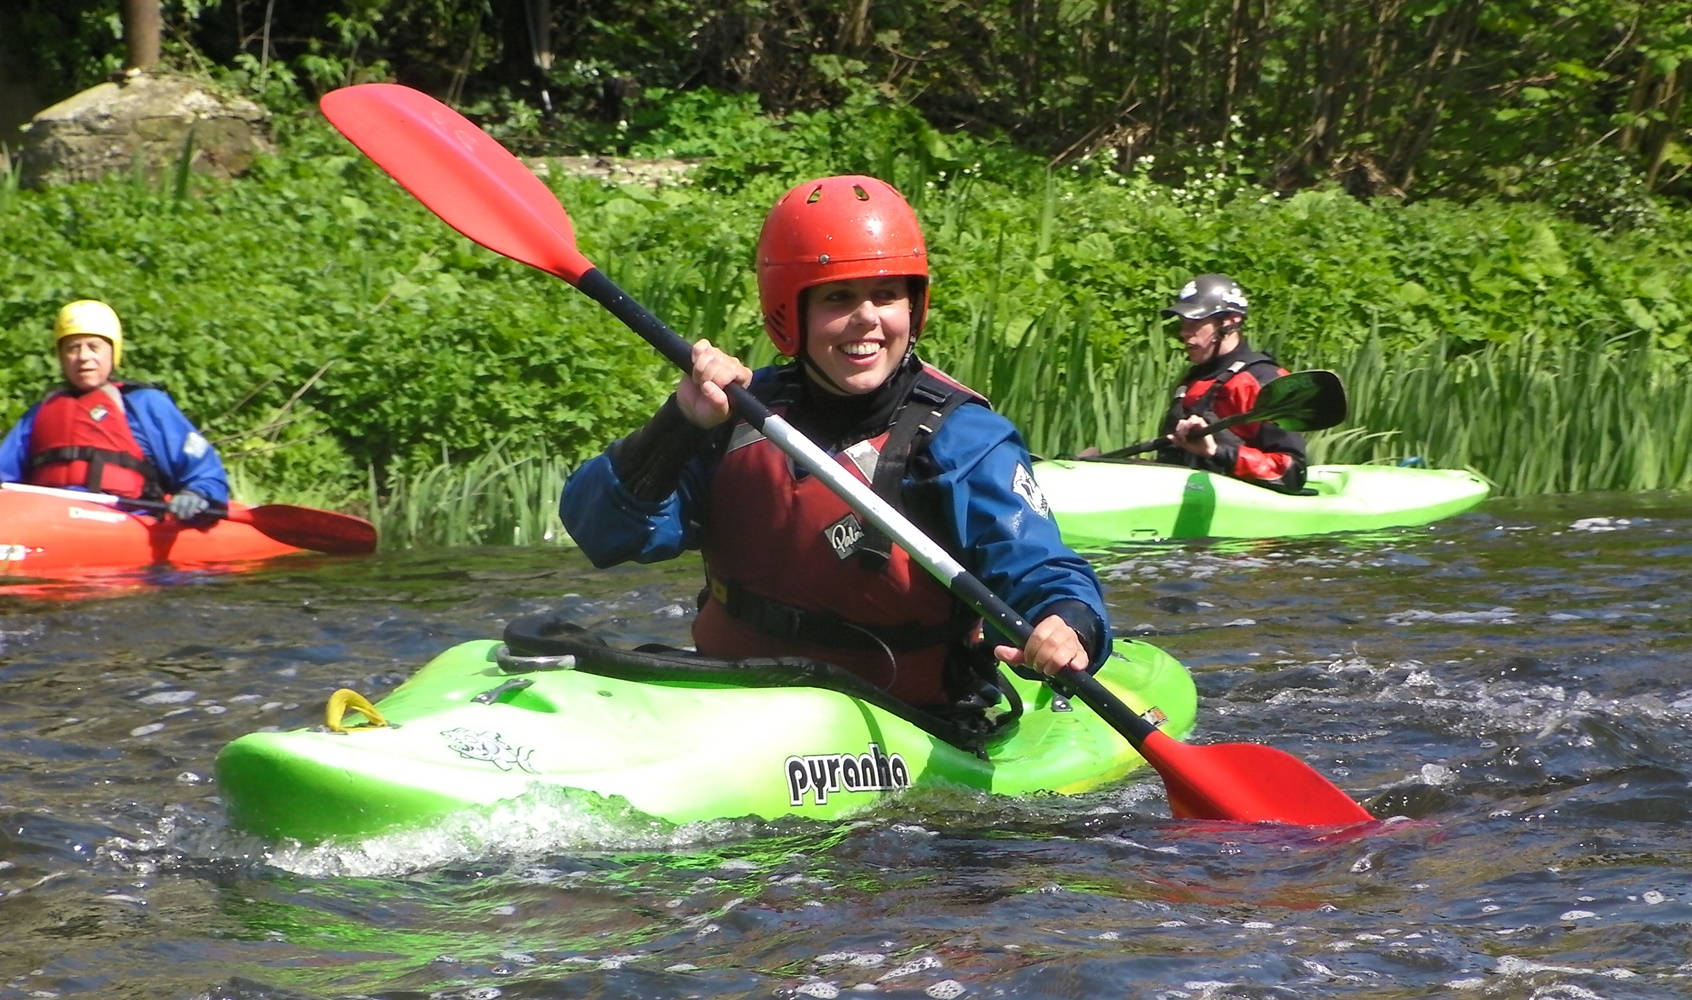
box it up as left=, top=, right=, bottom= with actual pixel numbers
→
left=319, top=82, right=1373, bottom=827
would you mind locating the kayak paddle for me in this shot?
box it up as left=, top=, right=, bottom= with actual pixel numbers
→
left=319, top=82, right=1373, bottom=827
left=0, top=481, right=377, bottom=555
left=1098, top=368, right=1348, bottom=460
left=142, top=497, right=378, bottom=555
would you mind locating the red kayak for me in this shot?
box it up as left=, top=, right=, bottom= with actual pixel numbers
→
left=1, top=482, right=358, bottom=575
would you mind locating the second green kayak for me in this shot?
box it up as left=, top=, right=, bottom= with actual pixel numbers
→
left=1035, top=459, right=1489, bottom=546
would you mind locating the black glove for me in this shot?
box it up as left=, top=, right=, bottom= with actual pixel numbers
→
left=167, top=489, right=211, bottom=521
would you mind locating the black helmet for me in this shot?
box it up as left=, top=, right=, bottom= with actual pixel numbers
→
left=1162, top=273, right=1249, bottom=320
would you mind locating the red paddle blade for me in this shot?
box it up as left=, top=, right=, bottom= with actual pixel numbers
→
left=1139, top=730, right=1374, bottom=826
left=319, top=84, right=592, bottom=284
left=234, top=504, right=378, bottom=555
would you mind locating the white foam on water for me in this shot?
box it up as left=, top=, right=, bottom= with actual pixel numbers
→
left=1569, top=517, right=1634, bottom=533
left=1493, top=954, right=1640, bottom=981
left=234, top=784, right=777, bottom=878
left=880, top=955, right=943, bottom=978
left=816, top=952, right=887, bottom=968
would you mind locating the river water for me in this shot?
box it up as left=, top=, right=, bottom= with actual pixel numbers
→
left=2, top=491, right=1689, bottom=999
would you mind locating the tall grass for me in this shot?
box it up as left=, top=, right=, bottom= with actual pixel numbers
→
left=370, top=440, right=569, bottom=549
left=928, top=298, right=1179, bottom=456
left=1331, top=329, right=1692, bottom=494
left=921, top=177, right=1184, bottom=456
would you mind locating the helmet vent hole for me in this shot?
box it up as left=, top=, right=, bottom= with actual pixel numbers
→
left=806, top=186, right=823, bottom=204
left=851, top=184, right=869, bottom=200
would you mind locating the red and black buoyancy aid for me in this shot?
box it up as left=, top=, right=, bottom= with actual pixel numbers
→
left=1160, top=350, right=1281, bottom=431
left=1158, top=348, right=1307, bottom=488
left=692, top=365, right=985, bottom=707
left=26, top=383, right=163, bottom=498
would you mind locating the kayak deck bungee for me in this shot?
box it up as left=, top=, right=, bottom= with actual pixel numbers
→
left=1034, top=459, right=1489, bottom=546
left=0, top=482, right=306, bottom=574
left=216, top=615, right=1200, bottom=843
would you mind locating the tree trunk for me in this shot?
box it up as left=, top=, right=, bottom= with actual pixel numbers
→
left=122, top=0, right=161, bottom=71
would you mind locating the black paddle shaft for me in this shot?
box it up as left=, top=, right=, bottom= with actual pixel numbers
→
left=119, top=495, right=235, bottom=520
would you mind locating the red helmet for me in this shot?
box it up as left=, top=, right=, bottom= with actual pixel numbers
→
left=755, top=175, right=930, bottom=357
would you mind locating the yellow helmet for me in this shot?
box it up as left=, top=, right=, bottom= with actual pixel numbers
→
left=54, top=299, right=124, bottom=368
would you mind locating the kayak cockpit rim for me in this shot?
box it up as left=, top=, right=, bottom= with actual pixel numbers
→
left=498, top=614, right=1025, bottom=753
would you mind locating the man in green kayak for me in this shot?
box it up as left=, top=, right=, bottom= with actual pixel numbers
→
left=0, top=299, right=229, bottom=521
left=561, top=175, right=1111, bottom=741
left=1153, top=273, right=1308, bottom=490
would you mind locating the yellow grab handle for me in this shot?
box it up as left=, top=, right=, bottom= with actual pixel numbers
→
left=325, top=688, right=388, bottom=732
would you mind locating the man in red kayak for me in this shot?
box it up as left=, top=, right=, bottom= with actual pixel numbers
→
left=561, top=175, right=1110, bottom=742
left=0, top=299, right=229, bottom=522
left=1151, top=273, right=1308, bottom=491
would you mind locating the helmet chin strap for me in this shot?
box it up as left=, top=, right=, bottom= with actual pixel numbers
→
left=799, top=351, right=853, bottom=396
left=795, top=325, right=851, bottom=396
left=895, top=335, right=917, bottom=370
left=1202, top=316, right=1241, bottom=364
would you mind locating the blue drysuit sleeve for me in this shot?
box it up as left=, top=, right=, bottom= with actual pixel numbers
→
left=919, top=403, right=1112, bottom=668
left=559, top=450, right=709, bottom=567
left=0, top=406, right=41, bottom=483
left=123, top=389, right=230, bottom=503
left=560, top=367, right=794, bottom=568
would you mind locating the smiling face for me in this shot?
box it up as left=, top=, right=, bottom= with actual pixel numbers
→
left=800, top=276, right=914, bottom=395
left=57, top=334, right=116, bottom=392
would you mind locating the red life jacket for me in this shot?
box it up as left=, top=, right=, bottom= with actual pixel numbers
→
left=1164, top=350, right=1282, bottom=429
left=26, top=384, right=162, bottom=498
left=1160, top=348, right=1306, bottom=486
left=692, top=366, right=984, bottom=707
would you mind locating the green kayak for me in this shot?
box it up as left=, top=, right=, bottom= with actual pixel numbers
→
left=216, top=617, right=1199, bottom=843
left=1035, top=459, right=1489, bottom=546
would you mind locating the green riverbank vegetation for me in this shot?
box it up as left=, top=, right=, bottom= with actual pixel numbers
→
left=4, top=87, right=1690, bottom=546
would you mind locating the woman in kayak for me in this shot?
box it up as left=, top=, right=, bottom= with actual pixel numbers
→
left=561, top=174, right=1110, bottom=739
left=0, top=299, right=229, bottom=522
left=1153, top=273, right=1308, bottom=490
